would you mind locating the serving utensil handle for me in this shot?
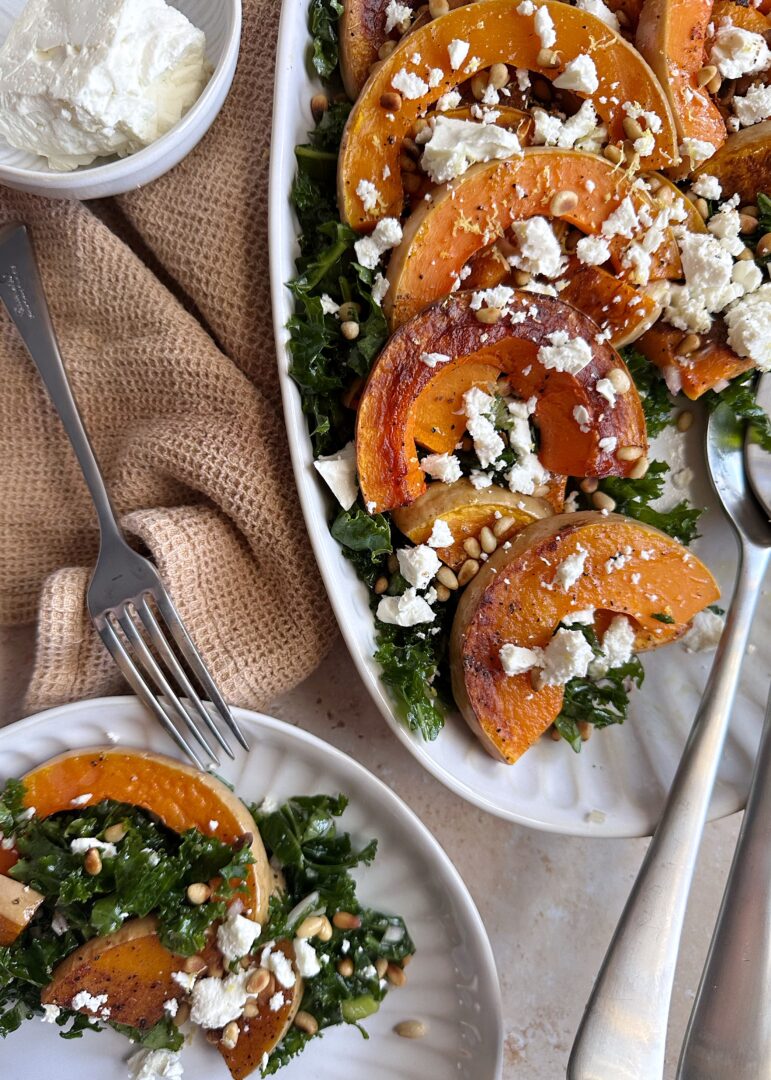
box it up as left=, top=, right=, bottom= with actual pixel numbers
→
left=568, top=540, right=769, bottom=1080
left=0, top=222, right=123, bottom=543
left=677, top=684, right=771, bottom=1080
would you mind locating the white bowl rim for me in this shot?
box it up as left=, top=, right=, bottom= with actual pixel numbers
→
left=0, top=0, right=242, bottom=188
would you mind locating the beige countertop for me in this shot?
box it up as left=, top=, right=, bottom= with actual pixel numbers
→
left=0, top=624, right=742, bottom=1078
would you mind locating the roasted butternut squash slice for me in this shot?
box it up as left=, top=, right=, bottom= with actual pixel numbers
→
left=559, top=263, right=663, bottom=348
left=42, top=916, right=181, bottom=1030
left=20, top=748, right=272, bottom=922
left=637, top=321, right=754, bottom=398
left=356, top=291, right=647, bottom=512
left=384, top=149, right=682, bottom=329
left=692, top=119, right=771, bottom=203
left=340, top=0, right=423, bottom=100
left=709, top=1, right=770, bottom=36
left=0, top=875, right=43, bottom=945
left=392, top=478, right=554, bottom=569
left=450, top=511, right=720, bottom=763
left=217, top=942, right=303, bottom=1080
left=636, top=0, right=726, bottom=176
left=338, top=0, right=679, bottom=230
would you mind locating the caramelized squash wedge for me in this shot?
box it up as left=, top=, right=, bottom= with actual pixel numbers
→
left=384, top=149, right=682, bottom=329
left=637, top=321, right=754, bottom=398
left=450, top=511, right=720, bottom=763
left=692, top=119, right=771, bottom=203
left=340, top=0, right=423, bottom=100
left=20, top=748, right=272, bottom=921
left=559, top=263, right=663, bottom=348
left=42, top=916, right=181, bottom=1030
left=709, top=1, right=770, bottom=36
left=392, top=478, right=553, bottom=569
left=339, top=0, right=679, bottom=230
left=0, top=875, right=43, bottom=945
left=636, top=0, right=726, bottom=175
left=356, top=291, right=647, bottom=513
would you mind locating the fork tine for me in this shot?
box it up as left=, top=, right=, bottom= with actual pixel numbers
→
left=115, top=609, right=220, bottom=766
left=96, top=620, right=207, bottom=770
left=153, top=592, right=250, bottom=751
left=136, top=597, right=235, bottom=760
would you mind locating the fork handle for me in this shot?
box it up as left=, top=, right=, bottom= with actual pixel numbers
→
left=677, top=684, right=771, bottom=1080
left=568, top=540, right=770, bottom=1080
left=0, top=223, right=123, bottom=544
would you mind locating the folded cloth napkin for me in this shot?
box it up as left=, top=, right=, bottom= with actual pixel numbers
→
left=0, top=0, right=336, bottom=713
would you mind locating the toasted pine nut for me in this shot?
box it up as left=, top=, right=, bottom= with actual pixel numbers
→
left=375, top=957, right=389, bottom=979
left=434, top=582, right=451, bottom=602
left=296, top=914, right=325, bottom=939
left=739, top=213, right=759, bottom=234
left=429, top=0, right=449, bottom=14
left=378, top=40, right=397, bottom=60
left=475, top=306, right=501, bottom=324
left=246, top=968, right=271, bottom=995
left=549, top=725, right=562, bottom=741
left=756, top=232, right=771, bottom=257
left=84, top=848, right=102, bottom=876
left=242, top=1000, right=259, bottom=1018
left=457, top=559, right=480, bottom=586
left=622, top=116, right=644, bottom=141
left=512, top=269, right=531, bottom=286
left=221, top=1021, right=240, bottom=1049
left=488, top=62, right=509, bottom=89
left=694, top=197, right=710, bottom=220
left=205, top=1028, right=220, bottom=1045
left=311, top=93, right=328, bottom=122
left=103, top=823, right=127, bottom=843
left=629, top=456, right=649, bottom=480
left=386, top=962, right=407, bottom=986
left=399, top=152, right=417, bottom=173
left=173, top=1002, right=190, bottom=1027
left=603, top=144, right=623, bottom=165
left=333, top=910, right=362, bottom=930
left=470, top=74, right=487, bottom=100
left=550, top=189, right=579, bottom=216
left=676, top=333, right=701, bottom=356
left=580, top=477, right=598, bottom=494
left=493, top=515, right=515, bottom=538
left=537, top=47, right=560, bottom=67
left=182, top=954, right=208, bottom=975
left=463, top=537, right=482, bottom=558
left=338, top=301, right=360, bottom=322
left=436, top=565, right=459, bottom=590
left=186, top=882, right=211, bottom=905
left=317, top=916, right=334, bottom=942
left=534, top=484, right=551, bottom=498
left=578, top=721, right=592, bottom=742
left=207, top=960, right=225, bottom=980
left=337, top=958, right=354, bottom=977
left=341, top=320, right=360, bottom=341
left=607, top=367, right=631, bottom=394
left=616, top=445, right=644, bottom=462
left=707, top=73, right=722, bottom=95
left=676, top=410, right=694, bottom=433
left=403, top=172, right=422, bottom=195
left=395, top=1019, right=427, bottom=1038
left=737, top=246, right=755, bottom=261
left=592, top=491, right=616, bottom=512
left=741, top=205, right=760, bottom=219
left=374, top=576, right=389, bottom=595
left=380, top=91, right=402, bottom=111
left=697, top=64, right=717, bottom=87
left=294, top=1011, right=319, bottom=1035
left=479, top=526, right=497, bottom=554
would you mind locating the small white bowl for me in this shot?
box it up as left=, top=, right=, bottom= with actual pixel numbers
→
left=0, top=0, right=242, bottom=200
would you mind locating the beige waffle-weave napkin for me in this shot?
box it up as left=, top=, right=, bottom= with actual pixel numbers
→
left=0, top=0, right=336, bottom=713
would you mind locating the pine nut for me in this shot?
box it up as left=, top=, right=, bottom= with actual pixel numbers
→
left=741, top=205, right=759, bottom=219
left=578, top=721, right=592, bottom=742
left=534, top=484, right=551, bottom=498
left=403, top=172, right=422, bottom=195
left=294, top=1011, right=319, bottom=1035
left=207, top=960, right=225, bottom=980
left=603, top=144, right=623, bottom=164
left=580, top=477, right=598, bottom=494
left=457, top=559, right=480, bottom=586
left=338, top=301, right=360, bottom=321
left=173, top=1002, right=190, bottom=1027
left=380, top=91, right=402, bottom=111
left=297, top=914, right=326, bottom=938
left=694, top=197, right=710, bottom=220
left=84, top=848, right=102, bottom=876
left=337, top=958, right=354, bottom=977
left=374, top=576, right=389, bottom=595
left=387, top=553, right=399, bottom=574
left=738, top=246, right=755, bottom=261
left=221, top=1021, right=240, bottom=1049
left=607, top=367, right=631, bottom=394
left=756, top=232, right=771, bottom=257
left=182, top=954, right=208, bottom=975
left=246, top=968, right=271, bottom=995
left=615, top=8, right=629, bottom=25
left=186, top=882, right=211, bottom=905
left=479, top=526, right=497, bottom=554
left=549, top=725, right=562, bottom=741
left=436, top=565, right=459, bottom=590
left=512, top=269, right=531, bottom=286
left=622, top=116, right=644, bottom=141
left=493, top=515, right=516, bottom=538
left=375, top=957, right=389, bottom=979
left=629, top=456, right=649, bottom=479
left=341, top=320, right=360, bottom=341
left=739, top=213, right=759, bottom=234
left=697, top=64, right=717, bottom=87
left=399, top=152, right=417, bottom=173
left=333, top=910, right=362, bottom=930
left=537, top=47, right=560, bottom=67
left=402, top=136, right=420, bottom=157
left=475, top=306, right=501, bottom=324
left=317, top=915, right=333, bottom=941
left=676, top=333, right=701, bottom=356
left=550, top=189, right=579, bottom=216
left=707, top=73, right=722, bottom=95
left=242, top=1000, right=259, bottom=1018
left=488, top=62, right=509, bottom=89
left=435, top=582, right=451, bottom=602
left=103, top=823, right=127, bottom=843
left=378, top=40, right=397, bottom=59
left=592, top=491, right=616, bottom=511
left=676, top=410, right=694, bottom=432
left=395, top=1019, right=427, bottom=1038
left=429, top=0, right=449, bottom=15
left=311, top=93, right=329, bottom=122
left=386, top=962, right=407, bottom=986
left=470, top=74, right=487, bottom=100
left=616, top=445, right=644, bottom=462
left=205, top=1028, right=220, bottom=1045
left=463, top=537, right=482, bottom=558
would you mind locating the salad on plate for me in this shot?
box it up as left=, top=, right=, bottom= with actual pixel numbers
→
left=286, top=0, right=771, bottom=764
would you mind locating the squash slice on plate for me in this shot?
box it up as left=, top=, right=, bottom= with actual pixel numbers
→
left=450, top=511, right=720, bottom=763
left=637, top=321, right=754, bottom=398
left=356, top=291, right=647, bottom=513
left=692, top=119, right=771, bottom=203
left=338, top=0, right=679, bottom=230
left=0, top=875, right=43, bottom=945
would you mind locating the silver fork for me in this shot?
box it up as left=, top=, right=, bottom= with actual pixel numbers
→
left=568, top=400, right=771, bottom=1080
left=0, top=222, right=248, bottom=769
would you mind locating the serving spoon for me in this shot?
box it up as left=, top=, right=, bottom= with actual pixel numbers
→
left=568, top=398, right=771, bottom=1080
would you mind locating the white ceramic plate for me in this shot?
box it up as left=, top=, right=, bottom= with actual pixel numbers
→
left=0, top=696, right=502, bottom=1080
left=0, top=0, right=241, bottom=199
left=268, top=0, right=771, bottom=838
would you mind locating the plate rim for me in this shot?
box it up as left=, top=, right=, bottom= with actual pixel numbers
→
left=0, top=693, right=504, bottom=1080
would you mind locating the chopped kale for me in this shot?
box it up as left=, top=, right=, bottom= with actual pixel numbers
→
left=621, top=347, right=674, bottom=437
left=704, top=369, right=771, bottom=454
left=331, top=506, right=393, bottom=586
left=374, top=624, right=447, bottom=741
left=308, top=0, right=343, bottom=78
left=651, top=612, right=675, bottom=624
left=592, top=460, right=703, bottom=545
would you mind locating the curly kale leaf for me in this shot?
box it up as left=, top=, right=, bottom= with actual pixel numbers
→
left=704, top=369, right=771, bottom=453
left=595, top=461, right=703, bottom=545
left=309, top=0, right=343, bottom=78
left=621, top=347, right=674, bottom=438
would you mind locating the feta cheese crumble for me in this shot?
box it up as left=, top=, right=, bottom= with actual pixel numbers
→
left=128, top=1049, right=184, bottom=1080
left=391, top=68, right=429, bottom=99
left=293, top=936, right=322, bottom=978
left=463, top=387, right=505, bottom=468
left=419, top=116, right=522, bottom=183
left=354, top=217, right=403, bottom=269
left=553, top=55, right=599, bottom=95
left=421, top=452, right=462, bottom=483
left=356, top=179, right=379, bottom=212
left=190, top=972, right=254, bottom=1029
left=509, top=216, right=564, bottom=278
left=427, top=518, right=454, bottom=547
left=216, top=909, right=262, bottom=962
left=397, top=544, right=441, bottom=589
left=499, top=643, right=541, bottom=676
left=314, top=442, right=358, bottom=511
left=376, top=588, right=436, bottom=626
left=574, top=0, right=619, bottom=30
left=710, top=25, right=771, bottom=80
left=682, top=609, right=725, bottom=652
left=733, top=82, right=771, bottom=127
left=537, top=331, right=593, bottom=374
left=534, top=5, right=556, bottom=48
left=447, top=39, right=470, bottom=70
left=576, top=235, right=611, bottom=267
left=41, top=1004, right=61, bottom=1023
left=70, top=837, right=117, bottom=858
left=724, top=284, right=771, bottom=370
left=384, top=0, right=412, bottom=33
left=420, top=351, right=451, bottom=367
left=554, top=546, right=587, bottom=591
left=690, top=174, right=722, bottom=201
